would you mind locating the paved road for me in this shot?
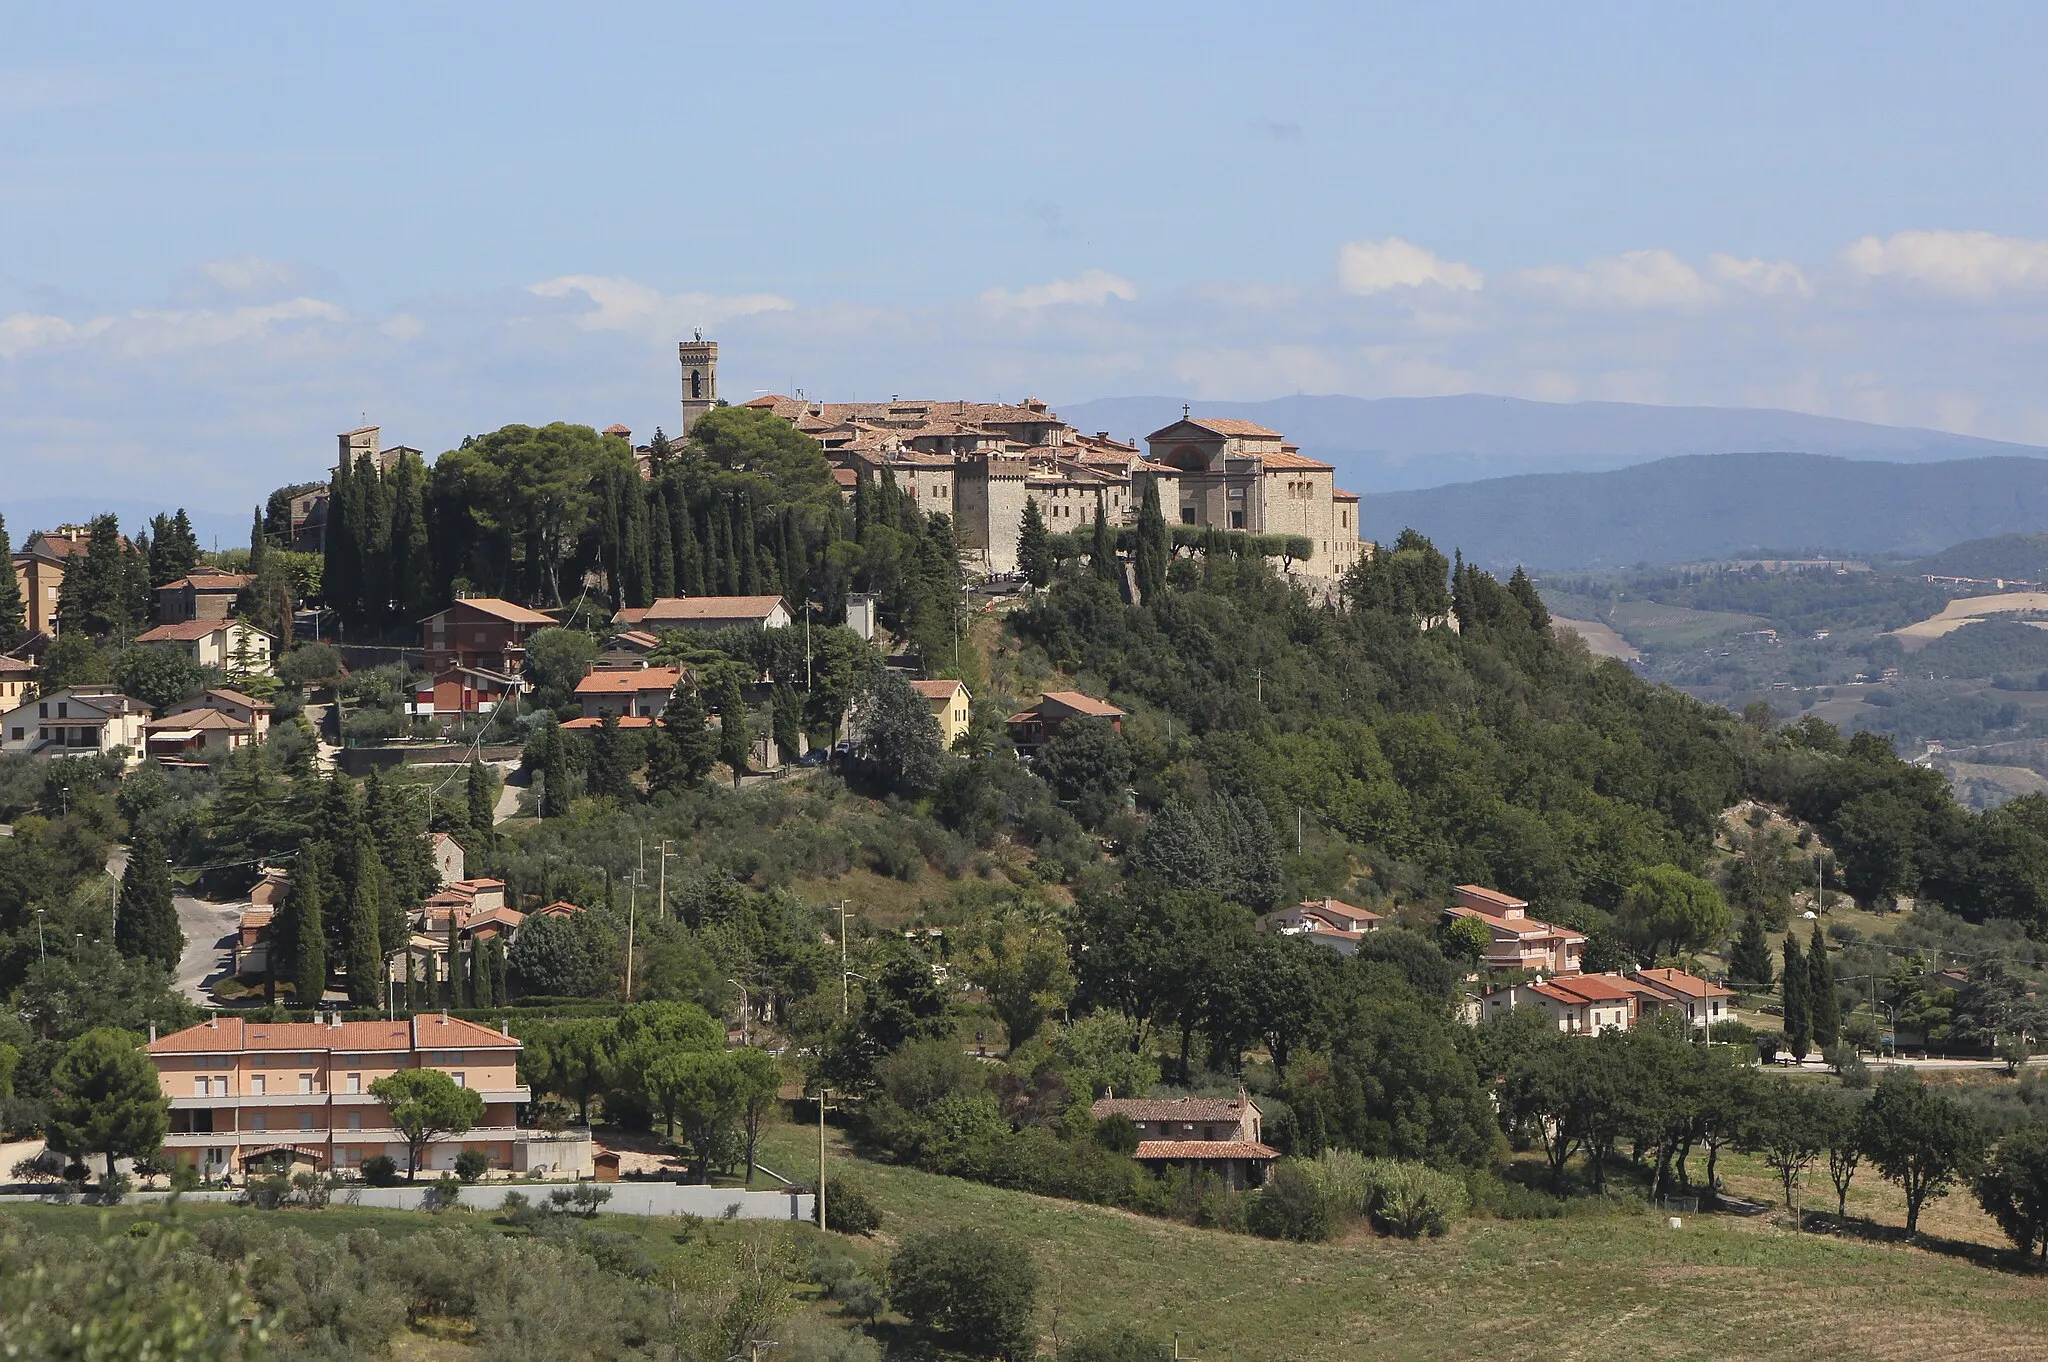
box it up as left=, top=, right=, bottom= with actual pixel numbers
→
left=174, top=895, right=243, bottom=1006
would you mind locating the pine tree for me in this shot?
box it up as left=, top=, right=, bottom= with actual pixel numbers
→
left=344, top=831, right=388, bottom=1008
left=1781, top=931, right=1811, bottom=1060
left=678, top=496, right=706, bottom=596
left=1808, top=920, right=1841, bottom=1049
left=1090, top=507, right=1122, bottom=593
left=589, top=710, right=636, bottom=800
left=649, top=679, right=717, bottom=793
left=1729, top=911, right=1775, bottom=989
left=147, top=510, right=201, bottom=587
left=715, top=672, right=750, bottom=785
left=465, top=757, right=495, bottom=853
left=1135, top=479, right=1168, bottom=602
left=115, top=826, right=181, bottom=969
left=0, top=513, right=25, bottom=649
left=288, top=842, right=329, bottom=1010
left=650, top=480, right=676, bottom=598
left=58, top=514, right=133, bottom=639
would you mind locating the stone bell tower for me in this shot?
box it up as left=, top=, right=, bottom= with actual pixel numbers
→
left=678, top=334, right=718, bottom=436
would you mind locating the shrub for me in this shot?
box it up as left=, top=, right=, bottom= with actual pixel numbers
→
left=455, top=1149, right=491, bottom=1183
left=1829, top=1043, right=1872, bottom=1089
left=889, top=1225, right=1039, bottom=1359
left=823, top=1175, right=882, bottom=1235
left=95, top=1170, right=132, bottom=1204
left=1060, top=1325, right=1176, bottom=1362
left=1466, top=1171, right=1571, bottom=1220
left=1364, top=1159, right=1467, bottom=1238
left=1247, top=1159, right=1341, bottom=1242
left=1709, top=1019, right=1759, bottom=1046
left=361, top=1154, right=400, bottom=1187
left=425, top=1172, right=465, bottom=1211
left=1092, top=1113, right=1140, bottom=1155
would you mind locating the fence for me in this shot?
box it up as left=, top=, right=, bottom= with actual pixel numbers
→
left=0, top=1183, right=813, bottom=1221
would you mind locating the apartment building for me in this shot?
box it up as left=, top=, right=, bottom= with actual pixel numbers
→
left=145, top=1013, right=588, bottom=1179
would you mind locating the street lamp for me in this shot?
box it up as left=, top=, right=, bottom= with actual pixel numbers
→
left=727, top=978, right=750, bottom=1046
left=34, top=908, right=46, bottom=962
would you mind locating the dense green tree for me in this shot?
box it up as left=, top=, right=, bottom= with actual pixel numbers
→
left=771, top=682, right=803, bottom=761
left=115, top=826, right=181, bottom=969
left=428, top=423, right=636, bottom=606
left=1615, top=865, right=1730, bottom=960
left=117, top=645, right=205, bottom=713
left=1728, top=911, right=1775, bottom=989
left=1017, top=496, right=1053, bottom=589
left=1744, top=1078, right=1834, bottom=1211
left=343, top=832, right=387, bottom=1008
left=282, top=841, right=329, bottom=1007
left=1975, top=1123, right=2048, bottom=1260
left=588, top=710, right=638, bottom=801
left=1859, top=1072, right=1984, bottom=1234
left=960, top=916, right=1074, bottom=1051
left=1781, top=931, right=1810, bottom=1060
left=1034, top=716, right=1130, bottom=827
left=370, top=1067, right=485, bottom=1180
left=849, top=670, right=943, bottom=797
left=714, top=671, right=751, bottom=785
left=522, top=626, right=599, bottom=713
left=649, top=678, right=719, bottom=793
left=888, top=1226, right=1039, bottom=1360
left=388, top=449, right=433, bottom=619
left=465, top=758, right=495, bottom=852
left=145, top=509, right=200, bottom=588
left=1342, top=527, right=1451, bottom=621
left=520, top=1016, right=616, bottom=1123
left=0, top=513, right=25, bottom=649
left=46, top=1027, right=169, bottom=1178
left=1089, top=506, right=1122, bottom=596
left=58, top=514, right=136, bottom=639
left=509, top=909, right=618, bottom=998
left=1807, top=920, right=1841, bottom=1050
left=1134, top=479, right=1168, bottom=602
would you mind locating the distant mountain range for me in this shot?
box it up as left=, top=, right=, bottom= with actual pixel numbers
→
left=1056, top=394, right=2048, bottom=495
left=1354, top=454, right=2048, bottom=571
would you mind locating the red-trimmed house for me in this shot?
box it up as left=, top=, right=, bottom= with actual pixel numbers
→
left=418, top=598, right=554, bottom=718
left=1006, top=690, right=1125, bottom=754
left=1444, top=884, right=1586, bottom=975
left=1267, top=897, right=1382, bottom=956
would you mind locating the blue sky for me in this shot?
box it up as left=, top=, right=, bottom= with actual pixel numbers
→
left=5, top=2, right=2048, bottom=516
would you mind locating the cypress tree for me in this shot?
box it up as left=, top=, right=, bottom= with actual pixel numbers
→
left=1729, top=911, right=1775, bottom=990
left=354, top=453, right=393, bottom=631
left=344, top=831, right=387, bottom=1008
left=0, top=513, right=24, bottom=649
left=324, top=452, right=361, bottom=632
left=677, top=496, right=705, bottom=596
left=626, top=482, right=653, bottom=607
left=247, top=505, right=270, bottom=577
left=444, top=887, right=461, bottom=1007
left=589, top=710, right=636, bottom=800
left=1016, top=497, right=1052, bottom=589
left=1090, top=506, right=1122, bottom=593
left=1808, top=921, right=1841, bottom=1049
left=772, top=683, right=803, bottom=761
left=115, top=826, right=181, bottom=969
left=466, top=757, right=495, bottom=852
left=472, top=941, right=495, bottom=1007
left=739, top=494, right=763, bottom=595
left=288, top=842, right=329, bottom=1009
left=649, top=679, right=717, bottom=792
left=491, top=936, right=510, bottom=1004
left=389, top=451, right=431, bottom=619
left=716, top=671, right=750, bottom=785
left=650, top=481, right=676, bottom=598
left=1781, top=931, right=1811, bottom=1060
left=1135, top=478, right=1169, bottom=601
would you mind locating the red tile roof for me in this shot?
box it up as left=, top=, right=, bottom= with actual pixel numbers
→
left=439, top=598, right=555, bottom=625
left=1036, top=690, right=1125, bottom=719
left=1542, top=974, right=1639, bottom=1003
left=1134, top=1140, right=1279, bottom=1160
left=1091, top=1096, right=1253, bottom=1123
left=1634, top=967, right=1735, bottom=1000
left=136, top=620, right=247, bottom=642
left=575, top=666, right=683, bottom=695
left=909, top=679, right=967, bottom=699
left=1257, top=448, right=1335, bottom=471
left=1456, top=885, right=1529, bottom=912
left=561, top=715, right=659, bottom=730
left=619, top=596, right=788, bottom=625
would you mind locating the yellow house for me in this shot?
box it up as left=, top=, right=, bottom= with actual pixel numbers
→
left=910, top=678, right=972, bottom=748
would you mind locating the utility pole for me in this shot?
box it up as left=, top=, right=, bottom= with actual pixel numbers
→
left=1296, top=807, right=1303, bottom=854
left=624, top=870, right=640, bottom=1000
left=817, top=1087, right=830, bottom=1232
left=35, top=908, right=45, bottom=961
left=840, top=900, right=852, bottom=1016
left=805, top=601, right=813, bottom=691
left=657, top=839, right=675, bottom=920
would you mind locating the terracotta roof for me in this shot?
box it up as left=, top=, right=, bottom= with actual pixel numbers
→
left=1134, top=1140, right=1280, bottom=1160
left=909, top=679, right=967, bottom=699
left=461, top=906, right=527, bottom=932
left=438, top=598, right=555, bottom=625
left=562, top=715, right=659, bottom=730
left=575, top=666, right=683, bottom=695
left=1446, top=904, right=1586, bottom=944
left=1257, top=448, right=1334, bottom=471
left=158, top=573, right=251, bottom=592
left=145, top=709, right=250, bottom=732
left=136, top=620, right=247, bottom=642
left=620, top=596, right=788, bottom=625
left=1091, top=1096, right=1254, bottom=1124
left=197, top=687, right=269, bottom=711
left=533, top=901, right=586, bottom=917
left=1634, top=967, right=1735, bottom=1000
left=239, top=908, right=273, bottom=929
left=603, top=423, right=632, bottom=436
left=831, top=468, right=859, bottom=488
left=613, top=629, right=662, bottom=650
left=1456, top=885, right=1529, bottom=912
left=1298, top=897, right=1380, bottom=926
left=1542, top=974, right=1640, bottom=1003
left=0, top=656, right=36, bottom=674
left=1036, top=690, right=1125, bottom=719
left=1333, top=488, right=1360, bottom=502
left=412, top=1013, right=519, bottom=1048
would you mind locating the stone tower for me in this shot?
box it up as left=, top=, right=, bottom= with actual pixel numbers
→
left=678, top=335, right=718, bottom=436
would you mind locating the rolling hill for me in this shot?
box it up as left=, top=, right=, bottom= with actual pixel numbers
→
left=1905, top=533, right=2048, bottom=583
left=1055, top=393, right=2048, bottom=495
left=1354, top=453, right=2048, bottom=570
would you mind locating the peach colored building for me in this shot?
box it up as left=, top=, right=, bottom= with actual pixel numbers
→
left=1445, top=884, right=1586, bottom=974
left=909, top=678, right=972, bottom=748
left=145, top=1013, right=557, bottom=1178
left=1268, top=897, right=1383, bottom=955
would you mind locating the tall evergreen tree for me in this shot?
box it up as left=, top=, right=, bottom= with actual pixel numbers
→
left=649, top=679, right=718, bottom=793
left=389, top=451, right=432, bottom=620
left=1808, top=920, right=1841, bottom=1049
left=147, top=510, right=201, bottom=587
left=324, top=451, right=362, bottom=632
left=650, top=480, right=676, bottom=598
left=354, top=453, right=393, bottom=632
left=287, top=842, right=329, bottom=1009
left=1135, top=479, right=1169, bottom=602
left=471, top=941, right=495, bottom=1007
left=1782, top=931, right=1811, bottom=1060
left=772, top=683, right=804, bottom=761
left=247, top=505, right=270, bottom=578
left=715, top=671, right=751, bottom=785
left=1090, top=507, right=1122, bottom=593
left=0, top=513, right=25, bottom=649
left=344, top=830, right=389, bottom=1008
left=1729, top=911, right=1775, bottom=989
left=676, top=487, right=705, bottom=595
left=588, top=710, right=636, bottom=800
left=364, top=769, right=427, bottom=950
left=115, top=826, right=181, bottom=969
left=1016, top=496, right=1052, bottom=589
left=444, top=886, right=461, bottom=1006
left=58, top=514, right=133, bottom=639
left=465, top=757, right=495, bottom=853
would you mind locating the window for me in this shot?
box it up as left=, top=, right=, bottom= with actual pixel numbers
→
left=348, top=1111, right=362, bottom=1131
left=56, top=703, right=66, bottom=718
left=1230, top=511, right=1245, bottom=529
left=37, top=703, right=46, bottom=718
left=1180, top=508, right=1195, bottom=525
left=193, top=1077, right=209, bottom=1097
left=251, top=1074, right=265, bottom=1096
left=213, top=1076, right=228, bottom=1097
left=452, top=1073, right=466, bottom=1088
left=250, top=1112, right=267, bottom=1132
left=300, top=1112, right=315, bottom=1132
left=348, top=1073, right=361, bottom=1094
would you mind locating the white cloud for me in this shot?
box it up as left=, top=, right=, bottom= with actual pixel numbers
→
left=979, top=269, right=1138, bottom=314
left=1709, top=254, right=1812, bottom=298
left=1517, top=249, right=1711, bottom=308
left=0, top=297, right=344, bottom=359
left=1841, top=229, right=2048, bottom=299
left=1336, top=237, right=1483, bottom=294
left=526, top=275, right=795, bottom=338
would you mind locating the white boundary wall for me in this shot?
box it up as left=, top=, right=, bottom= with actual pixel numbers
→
left=0, top=1184, right=813, bottom=1221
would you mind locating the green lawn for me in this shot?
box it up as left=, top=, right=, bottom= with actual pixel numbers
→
left=12, top=1126, right=2048, bottom=1361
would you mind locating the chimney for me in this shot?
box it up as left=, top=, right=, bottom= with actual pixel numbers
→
left=500, top=1020, right=510, bottom=1037
left=148, top=1023, right=157, bottom=1043
left=207, top=1015, right=218, bottom=1029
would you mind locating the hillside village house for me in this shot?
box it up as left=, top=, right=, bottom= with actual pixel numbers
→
left=0, top=686, right=149, bottom=761
left=573, top=666, right=685, bottom=721
left=134, top=619, right=273, bottom=674
left=1631, top=967, right=1737, bottom=1031
left=1091, top=1091, right=1278, bottom=1190
left=1132, top=415, right=1365, bottom=574
left=0, top=655, right=33, bottom=711
left=1268, top=897, right=1383, bottom=955
left=1444, top=884, right=1587, bottom=975
left=145, top=688, right=274, bottom=759
left=154, top=568, right=252, bottom=624
left=146, top=1013, right=590, bottom=1178
left=1006, top=690, right=1125, bottom=754
left=1478, top=967, right=1735, bottom=1035
left=9, top=525, right=99, bottom=638
left=910, top=678, right=972, bottom=748
left=430, top=832, right=466, bottom=887
left=418, top=597, right=552, bottom=718
left=613, top=596, right=793, bottom=632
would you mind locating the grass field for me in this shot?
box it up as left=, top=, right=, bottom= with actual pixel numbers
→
left=11, top=1120, right=2047, bottom=1361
